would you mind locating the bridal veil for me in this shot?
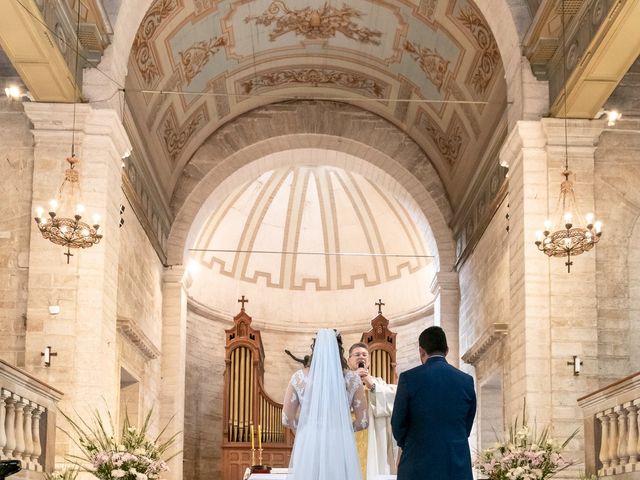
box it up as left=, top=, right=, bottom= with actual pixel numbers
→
left=286, top=329, right=362, bottom=480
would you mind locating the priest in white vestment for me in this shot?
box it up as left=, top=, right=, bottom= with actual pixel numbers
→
left=348, top=343, right=399, bottom=480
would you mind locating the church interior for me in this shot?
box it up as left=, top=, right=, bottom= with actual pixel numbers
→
left=0, top=0, right=639, bottom=478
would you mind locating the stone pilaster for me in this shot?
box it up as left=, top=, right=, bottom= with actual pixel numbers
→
left=430, top=272, right=460, bottom=366
left=542, top=118, right=604, bottom=445
left=160, top=266, right=190, bottom=480
left=23, top=103, right=130, bottom=452
left=501, top=120, right=552, bottom=422
left=501, top=118, right=604, bottom=448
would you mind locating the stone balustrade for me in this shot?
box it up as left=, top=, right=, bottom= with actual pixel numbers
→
left=578, top=372, right=640, bottom=478
left=0, top=359, right=63, bottom=474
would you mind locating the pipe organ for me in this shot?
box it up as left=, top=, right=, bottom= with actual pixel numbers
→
left=221, top=300, right=398, bottom=479
left=361, top=308, right=397, bottom=385
left=222, top=305, right=293, bottom=480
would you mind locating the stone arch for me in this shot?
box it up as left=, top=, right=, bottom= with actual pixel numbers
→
left=167, top=101, right=455, bottom=271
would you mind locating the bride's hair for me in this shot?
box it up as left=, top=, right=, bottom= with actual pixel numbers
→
left=309, top=329, right=349, bottom=371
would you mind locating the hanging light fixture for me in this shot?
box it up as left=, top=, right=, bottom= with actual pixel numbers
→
left=534, top=0, right=603, bottom=273
left=32, top=5, right=103, bottom=263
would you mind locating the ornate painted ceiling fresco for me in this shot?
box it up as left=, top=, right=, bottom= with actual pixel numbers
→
left=124, top=0, right=507, bottom=208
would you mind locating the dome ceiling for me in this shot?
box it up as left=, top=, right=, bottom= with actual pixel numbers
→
left=191, top=164, right=431, bottom=290
left=125, top=0, right=507, bottom=208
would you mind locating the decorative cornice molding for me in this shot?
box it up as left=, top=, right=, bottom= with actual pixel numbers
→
left=461, top=323, right=508, bottom=365
left=116, top=317, right=161, bottom=360
left=429, top=272, right=460, bottom=295
left=187, top=296, right=434, bottom=334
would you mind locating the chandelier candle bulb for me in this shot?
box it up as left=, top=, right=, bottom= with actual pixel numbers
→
left=75, top=204, right=85, bottom=215
left=92, top=213, right=101, bottom=226
left=563, top=212, right=572, bottom=226
left=544, top=219, right=552, bottom=232
left=535, top=231, right=544, bottom=242
left=35, top=206, right=43, bottom=218
left=49, top=199, right=59, bottom=212
left=585, top=212, right=594, bottom=226
left=594, top=221, right=602, bottom=234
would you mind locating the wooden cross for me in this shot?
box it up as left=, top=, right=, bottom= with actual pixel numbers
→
left=64, top=247, right=74, bottom=264
left=238, top=295, right=249, bottom=310
left=375, top=298, right=385, bottom=315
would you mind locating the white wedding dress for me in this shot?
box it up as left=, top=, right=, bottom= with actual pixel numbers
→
left=282, top=329, right=368, bottom=480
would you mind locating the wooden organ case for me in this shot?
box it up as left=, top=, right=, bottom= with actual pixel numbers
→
left=361, top=302, right=398, bottom=385
left=222, top=304, right=293, bottom=480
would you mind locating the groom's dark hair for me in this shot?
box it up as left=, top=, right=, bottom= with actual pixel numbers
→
left=419, top=326, right=448, bottom=355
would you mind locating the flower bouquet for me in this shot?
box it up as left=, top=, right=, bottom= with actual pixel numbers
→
left=474, top=403, right=578, bottom=480
left=59, top=408, right=179, bottom=480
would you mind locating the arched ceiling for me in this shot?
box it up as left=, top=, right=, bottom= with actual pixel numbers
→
left=124, top=0, right=507, bottom=209
left=192, top=162, right=432, bottom=290
left=186, top=156, right=436, bottom=327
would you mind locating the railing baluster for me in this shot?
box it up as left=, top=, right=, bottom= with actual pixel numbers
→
left=22, top=401, right=34, bottom=470
left=3, top=394, right=16, bottom=458
left=31, top=405, right=43, bottom=471
left=608, top=410, right=620, bottom=467
left=626, top=403, right=638, bottom=465
left=597, top=411, right=611, bottom=471
left=0, top=389, right=8, bottom=458
left=617, top=405, right=629, bottom=465
left=13, top=397, right=26, bottom=461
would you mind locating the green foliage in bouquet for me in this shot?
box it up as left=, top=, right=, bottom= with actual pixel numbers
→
left=474, top=402, right=579, bottom=480
left=58, top=408, right=180, bottom=480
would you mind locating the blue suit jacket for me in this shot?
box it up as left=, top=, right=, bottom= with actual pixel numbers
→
left=391, top=356, right=476, bottom=480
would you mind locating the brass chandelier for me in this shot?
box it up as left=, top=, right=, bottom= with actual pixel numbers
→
left=535, top=168, right=602, bottom=272
left=34, top=155, right=103, bottom=263
left=534, top=0, right=602, bottom=272
left=33, top=5, right=103, bottom=263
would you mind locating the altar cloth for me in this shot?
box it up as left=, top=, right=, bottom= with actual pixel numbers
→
left=246, top=470, right=396, bottom=480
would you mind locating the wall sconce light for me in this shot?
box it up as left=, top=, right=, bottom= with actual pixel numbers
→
left=48, top=305, right=60, bottom=315
left=41, top=346, right=58, bottom=367
left=568, top=355, right=583, bottom=376
left=4, top=85, right=33, bottom=101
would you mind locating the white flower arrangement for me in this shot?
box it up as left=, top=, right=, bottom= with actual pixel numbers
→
left=58, top=408, right=179, bottom=480
left=474, top=403, right=578, bottom=480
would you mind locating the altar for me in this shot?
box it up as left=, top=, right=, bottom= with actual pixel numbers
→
left=246, top=469, right=396, bottom=480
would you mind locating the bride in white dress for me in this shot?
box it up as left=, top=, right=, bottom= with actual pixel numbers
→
left=282, top=329, right=369, bottom=480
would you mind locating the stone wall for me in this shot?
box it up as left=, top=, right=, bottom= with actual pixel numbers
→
left=459, top=199, right=510, bottom=367
left=594, top=124, right=640, bottom=380
left=116, top=192, right=164, bottom=418
left=0, top=99, right=33, bottom=366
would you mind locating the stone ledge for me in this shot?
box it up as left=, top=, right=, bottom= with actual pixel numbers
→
left=461, top=323, right=508, bottom=365
left=116, top=317, right=161, bottom=360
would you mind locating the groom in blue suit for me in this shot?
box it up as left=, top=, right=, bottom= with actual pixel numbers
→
left=391, top=326, right=476, bottom=480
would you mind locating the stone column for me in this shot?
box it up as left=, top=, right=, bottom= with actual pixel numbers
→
left=160, top=266, right=191, bottom=480
left=23, top=103, right=131, bottom=454
left=430, top=272, right=460, bottom=366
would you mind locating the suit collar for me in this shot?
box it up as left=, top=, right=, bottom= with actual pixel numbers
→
left=426, top=356, right=447, bottom=365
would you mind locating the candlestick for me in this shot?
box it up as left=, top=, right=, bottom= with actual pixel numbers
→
left=258, top=424, right=262, bottom=450
left=250, top=423, right=254, bottom=450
